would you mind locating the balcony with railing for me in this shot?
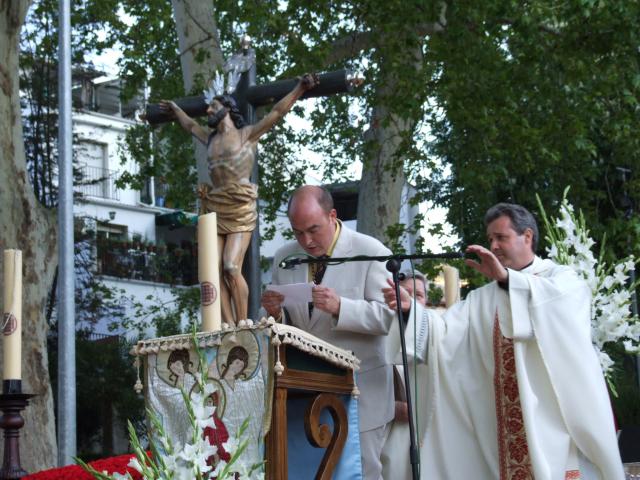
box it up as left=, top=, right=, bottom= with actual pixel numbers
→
left=77, top=164, right=121, bottom=201
left=96, top=238, right=197, bottom=286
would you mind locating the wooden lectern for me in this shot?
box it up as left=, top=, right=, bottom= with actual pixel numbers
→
left=266, top=340, right=357, bottom=480
left=132, top=321, right=360, bottom=479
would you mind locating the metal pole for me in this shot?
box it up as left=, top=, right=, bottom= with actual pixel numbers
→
left=386, top=259, right=420, bottom=480
left=57, top=0, right=76, bottom=465
left=237, top=39, right=261, bottom=321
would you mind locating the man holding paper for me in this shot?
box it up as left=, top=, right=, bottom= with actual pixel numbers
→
left=261, top=185, right=396, bottom=479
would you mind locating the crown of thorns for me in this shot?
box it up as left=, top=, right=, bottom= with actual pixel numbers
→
left=203, top=68, right=241, bottom=104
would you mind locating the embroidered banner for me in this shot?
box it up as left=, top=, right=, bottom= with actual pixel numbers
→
left=145, top=328, right=273, bottom=474
left=134, top=321, right=360, bottom=477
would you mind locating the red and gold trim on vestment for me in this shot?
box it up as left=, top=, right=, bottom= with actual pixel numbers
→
left=493, top=315, right=582, bottom=480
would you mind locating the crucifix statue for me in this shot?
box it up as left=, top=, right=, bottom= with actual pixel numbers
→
left=157, top=74, right=317, bottom=324
left=144, top=37, right=361, bottom=324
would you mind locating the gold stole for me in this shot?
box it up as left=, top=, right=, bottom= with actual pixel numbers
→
left=493, top=315, right=581, bottom=480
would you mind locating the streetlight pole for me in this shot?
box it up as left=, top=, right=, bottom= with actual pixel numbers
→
left=57, top=0, right=76, bottom=465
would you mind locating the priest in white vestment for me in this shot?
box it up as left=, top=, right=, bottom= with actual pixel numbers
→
left=383, top=203, right=624, bottom=480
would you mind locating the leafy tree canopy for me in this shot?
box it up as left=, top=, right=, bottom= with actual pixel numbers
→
left=424, top=0, right=640, bottom=263
left=23, top=0, right=640, bottom=267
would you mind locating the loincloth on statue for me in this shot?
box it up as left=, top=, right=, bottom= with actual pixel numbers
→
left=198, top=182, right=258, bottom=234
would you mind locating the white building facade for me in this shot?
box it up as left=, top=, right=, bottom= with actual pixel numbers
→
left=72, top=77, right=196, bottom=340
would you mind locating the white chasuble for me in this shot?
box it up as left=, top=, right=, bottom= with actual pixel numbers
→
left=403, top=257, right=624, bottom=480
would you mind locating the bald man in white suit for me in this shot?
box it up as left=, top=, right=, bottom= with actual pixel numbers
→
left=262, top=185, right=396, bottom=479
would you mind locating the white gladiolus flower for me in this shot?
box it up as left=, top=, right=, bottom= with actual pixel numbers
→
left=625, top=258, right=636, bottom=271
left=540, top=195, right=640, bottom=379
left=192, top=449, right=213, bottom=475
left=556, top=216, right=574, bottom=233
left=177, top=442, right=200, bottom=464
left=222, top=435, right=240, bottom=453
left=163, top=453, right=179, bottom=473
left=127, top=457, right=144, bottom=473
left=202, top=381, right=217, bottom=397
left=111, top=473, right=131, bottom=480
left=192, top=402, right=216, bottom=430
left=200, top=436, right=219, bottom=465
left=613, top=268, right=628, bottom=285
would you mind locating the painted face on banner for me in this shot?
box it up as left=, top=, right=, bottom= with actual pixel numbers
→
left=228, top=358, right=246, bottom=378
left=169, top=359, right=185, bottom=378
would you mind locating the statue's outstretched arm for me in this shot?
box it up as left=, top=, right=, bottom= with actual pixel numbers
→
left=159, top=100, right=209, bottom=145
left=246, top=73, right=319, bottom=143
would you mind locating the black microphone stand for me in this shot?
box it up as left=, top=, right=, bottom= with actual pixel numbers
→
left=386, top=257, right=421, bottom=480
left=281, top=251, right=463, bottom=480
left=280, top=251, right=463, bottom=270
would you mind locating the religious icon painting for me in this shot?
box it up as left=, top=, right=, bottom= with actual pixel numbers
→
left=204, top=329, right=271, bottom=474
left=141, top=326, right=275, bottom=474
left=215, top=330, right=262, bottom=387
left=155, top=347, right=200, bottom=390
left=148, top=347, right=201, bottom=449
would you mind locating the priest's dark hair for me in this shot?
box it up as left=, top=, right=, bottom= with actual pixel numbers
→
left=484, top=203, right=539, bottom=252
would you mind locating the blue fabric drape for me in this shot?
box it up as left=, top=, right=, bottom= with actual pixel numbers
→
left=286, top=394, right=362, bottom=479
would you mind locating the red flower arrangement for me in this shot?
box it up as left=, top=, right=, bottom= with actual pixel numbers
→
left=23, top=453, right=147, bottom=480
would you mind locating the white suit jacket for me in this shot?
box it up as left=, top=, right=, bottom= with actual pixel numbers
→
left=271, top=225, right=396, bottom=432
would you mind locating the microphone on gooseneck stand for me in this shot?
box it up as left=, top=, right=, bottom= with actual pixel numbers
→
left=279, top=258, right=298, bottom=270
left=279, top=251, right=466, bottom=270
left=278, top=255, right=310, bottom=270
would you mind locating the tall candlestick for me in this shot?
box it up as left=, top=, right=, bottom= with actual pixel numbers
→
left=3, top=250, right=22, bottom=381
left=443, top=265, right=460, bottom=308
left=198, top=213, right=222, bottom=332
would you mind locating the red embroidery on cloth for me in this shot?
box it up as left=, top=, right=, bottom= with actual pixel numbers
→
left=565, top=470, right=581, bottom=479
left=494, top=316, right=534, bottom=480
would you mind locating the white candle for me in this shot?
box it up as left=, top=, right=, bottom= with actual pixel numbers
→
left=198, top=213, right=222, bottom=332
left=3, top=250, right=22, bottom=380
left=443, top=265, right=460, bottom=308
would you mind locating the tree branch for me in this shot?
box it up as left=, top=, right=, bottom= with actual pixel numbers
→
left=324, top=2, right=448, bottom=65
left=177, top=1, right=218, bottom=57
left=3, top=0, right=30, bottom=32
left=324, top=30, right=375, bottom=65
left=178, top=37, right=216, bottom=58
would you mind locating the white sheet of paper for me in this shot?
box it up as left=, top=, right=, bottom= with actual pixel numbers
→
left=265, top=282, right=314, bottom=306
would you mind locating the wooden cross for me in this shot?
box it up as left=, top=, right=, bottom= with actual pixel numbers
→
left=145, top=48, right=361, bottom=320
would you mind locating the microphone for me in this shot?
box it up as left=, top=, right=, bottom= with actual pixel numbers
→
left=279, top=257, right=303, bottom=269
